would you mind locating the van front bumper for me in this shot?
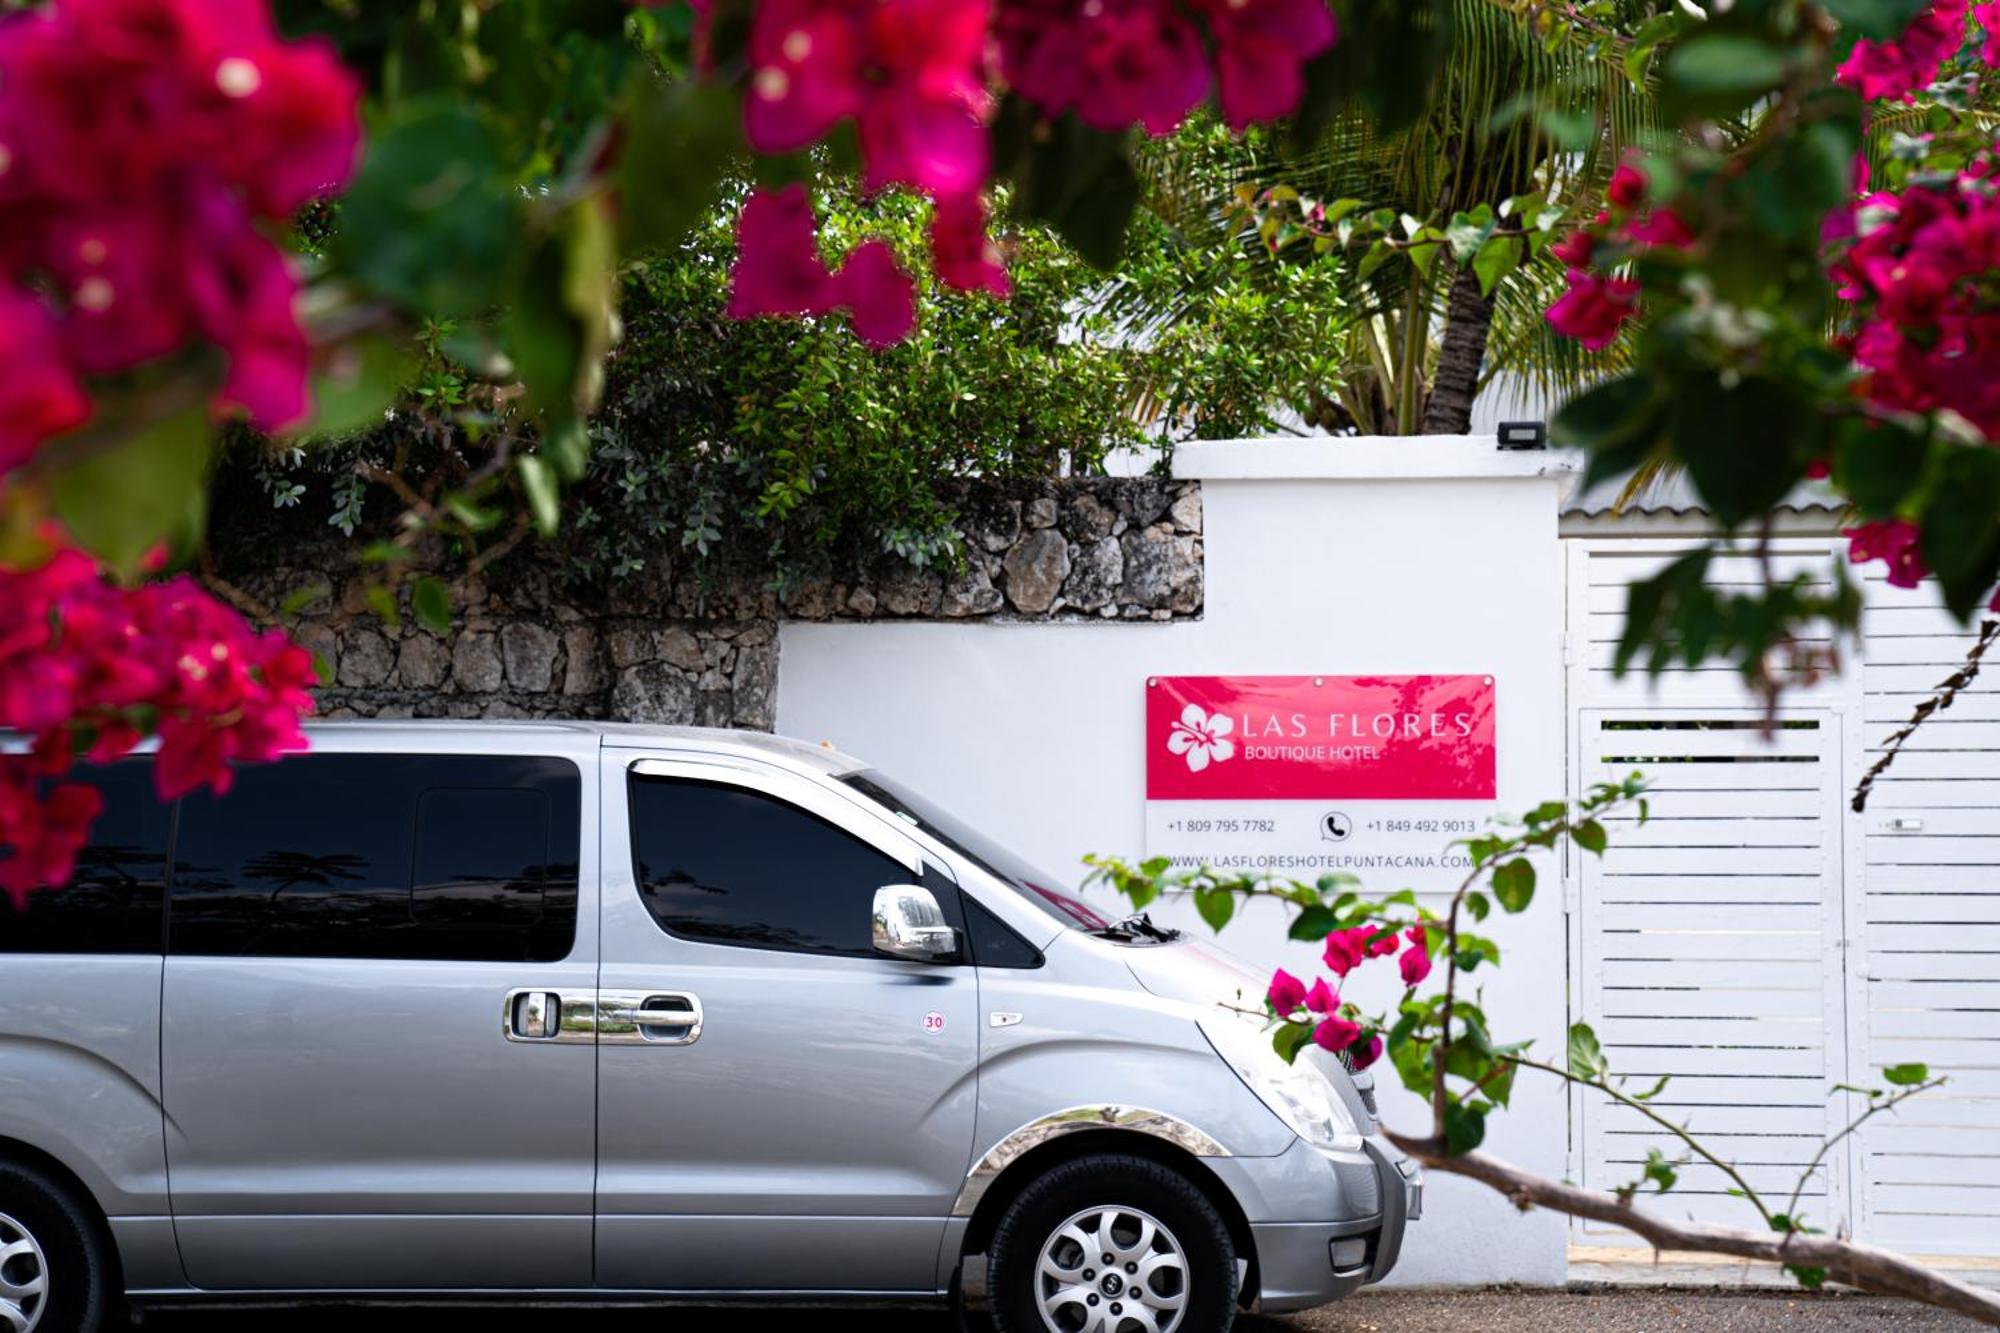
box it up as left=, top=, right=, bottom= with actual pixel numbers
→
left=1232, top=1135, right=1420, bottom=1313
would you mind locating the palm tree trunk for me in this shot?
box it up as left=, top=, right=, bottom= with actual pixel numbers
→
left=1420, top=261, right=1497, bottom=435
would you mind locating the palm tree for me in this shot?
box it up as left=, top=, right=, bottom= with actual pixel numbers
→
left=1103, top=0, right=1659, bottom=438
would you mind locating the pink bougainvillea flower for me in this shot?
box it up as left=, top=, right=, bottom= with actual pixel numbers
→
left=1399, top=926, right=1433, bottom=986
left=1844, top=518, right=1930, bottom=588
left=46, top=210, right=191, bottom=376
left=1304, top=977, right=1338, bottom=1014
left=1550, top=229, right=1595, bottom=268
left=0, top=0, right=362, bottom=454
left=932, top=192, right=1011, bottom=296
left=1347, top=1032, right=1383, bottom=1071
left=1322, top=924, right=1396, bottom=976
left=1267, top=967, right=1308, bottom=1014
left=1546, top=268, right=1640, bottom=351
left=1978, top=0, right=2000, bottom=62
left=186, top=189, right=312, bottom=429
left=1196, top=0, right=1338, bottom=131
left=1322, top=927, right=1365, bottom=977
left=1838, top=0, right=1969, bottom=101
left=745, top=0, right=989, bottom=197
left=833, top=238, right=918, bottom=347
left=727, top=184, right=838, bottom=320
left=999, top=0, right=1211, bottom=135
left=0, top=767, right=102, bottom=909
left=0, top=287, right=90, bottom=473
left=1606, top=160, right=1648, bottom=211
left=1624, top=209, right=1695, bottom=250
left=0, top=540, right=315, bottom=896
left=726, top=186, right=919, bottom=347
left=202, top=26, right=365, bottom=217
left=1312, top=1014, right=1362, bottom=1053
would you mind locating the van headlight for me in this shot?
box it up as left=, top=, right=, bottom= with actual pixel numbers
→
left=1201, top=1017, right=1364, bottom=1154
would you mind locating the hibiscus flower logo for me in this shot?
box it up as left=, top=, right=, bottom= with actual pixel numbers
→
left=1167, top=703, right=1235, bottom=772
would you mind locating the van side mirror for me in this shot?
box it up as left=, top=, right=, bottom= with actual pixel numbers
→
left=872, top=885, right=958, bottom=962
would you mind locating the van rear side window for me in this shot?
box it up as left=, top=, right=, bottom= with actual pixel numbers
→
left=0, top=759, right=169, bottom=955
left=170, top=753, right=580, bottom=962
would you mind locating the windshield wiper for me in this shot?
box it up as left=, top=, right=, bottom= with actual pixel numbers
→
left=1095, top=911, right=1182, bottom=943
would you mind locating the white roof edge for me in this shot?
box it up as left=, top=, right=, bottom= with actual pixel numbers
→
left=297, top=719, right=867, bottom=774
left=1166, top=436, right=1579, bottom=482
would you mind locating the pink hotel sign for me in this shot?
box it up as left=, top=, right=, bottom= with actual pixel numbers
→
left=1145, top=675, right=1498, bottom=801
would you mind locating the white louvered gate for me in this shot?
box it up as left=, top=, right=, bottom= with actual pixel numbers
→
left=1852, top=575, right=2000, bottom=1254
left=1568, top=537, right=2000, bottom=1258
left=1573, top=710, right=1850, bottom=1238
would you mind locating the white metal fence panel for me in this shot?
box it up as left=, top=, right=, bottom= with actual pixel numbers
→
left=1573, top=710, right=1850, bottom=1240
left=1855, top=575, right=2000, bottom=1255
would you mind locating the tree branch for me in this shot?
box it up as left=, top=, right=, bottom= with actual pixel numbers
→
left=1384, top=1132, right=2000, bottom=1327
left=1504, top=1053, right=1772, bottom=1227
left=1854, top=620, right=2000, bottom=812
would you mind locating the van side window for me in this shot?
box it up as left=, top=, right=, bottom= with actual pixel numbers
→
left=0, top=759, right=168, bottom=954
left=170, top=754, right=579, bottom=962
left=630, top=775, right=957, bottom=959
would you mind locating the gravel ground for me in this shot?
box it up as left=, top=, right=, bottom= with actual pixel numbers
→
left=134, top=1288, right=1986, bottom=1330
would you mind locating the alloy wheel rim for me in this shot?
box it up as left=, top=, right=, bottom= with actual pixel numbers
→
left=0, top=1211, right=46, bottom=1333
left=1033, top=1204, right=1189, bottom=1333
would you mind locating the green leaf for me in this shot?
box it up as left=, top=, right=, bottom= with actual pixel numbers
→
left=1289, top=905, right=1338, bottom=941
left=519, top=454, right=561, bottom=537
left=1833, top=417, right=1931, bottom=517
left=334, top=103, right=520, bottom=317
left=1445, top=206, right=1496, bottom=263
left=619, top=78, right=743, bottom=252
left=1568, top=1022, right=1610, bottom=1081
left=411, top=576, right=453, bottom=634
left=1273, top=1021, right=1315, bottom=1064
left=1551, top=374, right=1664, bottom=488
left=1492, top=858, right=1536, bottom=913
left=1471, top=235, right=1519, bottom=297
left=994, top=105, right=1139, bottom=270
left=1882, top=1062, right=1930, bottom=1087
left=1442, top=1099, right=1487, bottom=1156
left=1665, top=33, right=1790, bottom=107
left=299, top=333, right=416, bottom=441
left=49, top=406, right=211, bottom=575
left=365, top=583, right=401, bottom=630
left=1463, top=891, right=1490, bottom=923
left=1642, top=1146, right=1680, bottom=1193
left=1670, top=374, right=1813, bottom=529
left=278, top=581, right=331, bottom=617
left=1572, top=819, right=1608, bottom=856
left=1193, top=885, right=1236, bottom=933
left=507, top=198, right=617, bottom=427
left=1917, top=447, right=2000, bottom=619
left=1817, top=0, right=1931, bottom=38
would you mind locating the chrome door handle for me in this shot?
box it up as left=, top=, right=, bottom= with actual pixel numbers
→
left=504, top=988, right=560, bottom=1042
left=503, top=988, right=596, bottom=1044
left=599, top=990, right=702, bottom=1045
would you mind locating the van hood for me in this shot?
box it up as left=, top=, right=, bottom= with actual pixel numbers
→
left=1121, top=938, right=1269, bottom=1018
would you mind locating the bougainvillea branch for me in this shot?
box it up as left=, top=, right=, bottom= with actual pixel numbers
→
left=1090, top=782, right=2000, bottom=1326
left=1852, top=617, right=2000, bottom=811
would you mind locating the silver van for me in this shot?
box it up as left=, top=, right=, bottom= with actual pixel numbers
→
left=0, top=721, right=1416, bottom=1332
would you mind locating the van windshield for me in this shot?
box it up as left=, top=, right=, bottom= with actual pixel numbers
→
left=840, top=770, right=1118, bottom=931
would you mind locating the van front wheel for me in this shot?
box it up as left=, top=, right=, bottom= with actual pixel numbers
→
left=987, top=1154, right=1238, bottom=1333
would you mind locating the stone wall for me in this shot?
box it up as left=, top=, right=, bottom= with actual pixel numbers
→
left=219, top=478, right=1202, bottom=730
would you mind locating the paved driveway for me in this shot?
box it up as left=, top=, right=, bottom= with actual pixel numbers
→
left=139, top=1289, right=1984, bottom=1330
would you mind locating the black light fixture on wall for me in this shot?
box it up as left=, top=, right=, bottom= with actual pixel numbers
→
left=1497, top=421, right=1547, bottom=451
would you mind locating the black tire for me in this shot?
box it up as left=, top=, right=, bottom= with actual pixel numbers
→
left=0, top=1160, right=113, bottom=1333
left=988, top=1154, right=1237, bottom=1333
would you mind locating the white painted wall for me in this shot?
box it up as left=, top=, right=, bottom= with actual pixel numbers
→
left=778, top=438, right=1579, bottom=1286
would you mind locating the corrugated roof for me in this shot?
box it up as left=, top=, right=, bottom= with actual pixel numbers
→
left=1556, top=455, right=1849, bottom=518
